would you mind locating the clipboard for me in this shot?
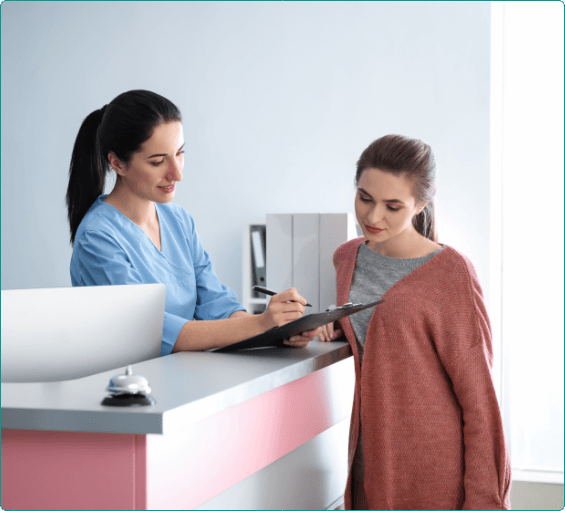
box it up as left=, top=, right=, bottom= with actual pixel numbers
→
left=213, top=299, right=385, bottom=352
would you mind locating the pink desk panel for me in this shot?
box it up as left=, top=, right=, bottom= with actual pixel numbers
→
left=2, top=363, right=349, bottom=510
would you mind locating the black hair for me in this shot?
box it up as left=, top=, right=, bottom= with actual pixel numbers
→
left=65, top=90, right=182, bottom=244
left=355, top=134, right=437, bottom=241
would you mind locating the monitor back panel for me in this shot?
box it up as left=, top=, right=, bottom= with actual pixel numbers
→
left=1, top=284, right=166, bottom=382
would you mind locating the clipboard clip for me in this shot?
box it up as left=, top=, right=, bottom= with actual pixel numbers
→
left=326, top=300, right=385, bottom=312
left=326, top=302, right=363, bottom=312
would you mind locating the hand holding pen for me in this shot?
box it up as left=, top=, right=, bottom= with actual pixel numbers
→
left=254, top=286, right=319, bottom=347
left=253, top=286, right=312, bottom=307
left=254, top=286, right=343, bottom=343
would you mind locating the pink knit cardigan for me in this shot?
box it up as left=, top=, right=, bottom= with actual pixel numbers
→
left=334, top=238, right=511, bottom=510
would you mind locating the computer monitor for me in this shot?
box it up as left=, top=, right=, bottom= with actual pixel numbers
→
left=1, top=283, right=166, bottom=383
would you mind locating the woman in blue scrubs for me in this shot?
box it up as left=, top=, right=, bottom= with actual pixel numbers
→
left=66, top=90, right=318, bottom=355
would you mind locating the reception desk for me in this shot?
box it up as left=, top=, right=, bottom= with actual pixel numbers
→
left=2, top=340, right=354, bottom=510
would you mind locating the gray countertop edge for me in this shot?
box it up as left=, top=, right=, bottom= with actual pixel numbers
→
left=162, top=342, right=352, bottom=435
left=1, top=341, right=352, bottom=435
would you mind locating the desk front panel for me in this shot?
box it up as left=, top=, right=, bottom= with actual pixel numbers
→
left=1, top=357, right=354, bottom=510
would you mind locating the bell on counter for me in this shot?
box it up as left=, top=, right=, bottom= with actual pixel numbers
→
left=101, top=365, right=156, bottom=407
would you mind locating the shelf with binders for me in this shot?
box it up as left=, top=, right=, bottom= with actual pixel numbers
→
left=242, top=223, right=267, bottom=315
left=266, top=213, right=359, bottom=315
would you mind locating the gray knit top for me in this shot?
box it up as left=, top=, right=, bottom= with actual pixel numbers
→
left=349, top=241, right=445, bottom=481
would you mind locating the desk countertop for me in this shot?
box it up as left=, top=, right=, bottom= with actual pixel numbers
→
left=1, top=340, right=351, bottom=435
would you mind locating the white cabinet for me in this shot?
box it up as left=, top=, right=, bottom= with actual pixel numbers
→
left=243, top=214, right=359, bottom=315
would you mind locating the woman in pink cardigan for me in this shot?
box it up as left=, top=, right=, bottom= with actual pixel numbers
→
left=320, top=135, right=511, bottom=510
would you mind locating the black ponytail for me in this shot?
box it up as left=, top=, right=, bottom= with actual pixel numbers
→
left=66, top=107, right=107, bottom=245
left=65, top=91, right=181, bottom=245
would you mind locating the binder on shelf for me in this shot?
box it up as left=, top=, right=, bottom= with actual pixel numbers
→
left=319, top=213, right=357, bottom=312
left=266, top=214, right=292, bottom=294
left=266, top=213, right=357, bottom=313
left=250, top=225, right=266, bottom=298
left=293, top=214, right=319, bottom=315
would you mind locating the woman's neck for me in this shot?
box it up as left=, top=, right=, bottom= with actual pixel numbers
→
left=104, top=185, right=158, bottom=230
left=366, top=228, right=439, bottom=259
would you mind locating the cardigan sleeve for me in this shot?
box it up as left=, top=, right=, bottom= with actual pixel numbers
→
left=441, top=260, right=512, bottom=510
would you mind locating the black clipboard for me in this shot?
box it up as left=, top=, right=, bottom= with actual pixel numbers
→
left=213, top=299, right=385, bottom=352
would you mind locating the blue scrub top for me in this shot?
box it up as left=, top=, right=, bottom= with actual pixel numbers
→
left=70, top=195, right=245, bottom=356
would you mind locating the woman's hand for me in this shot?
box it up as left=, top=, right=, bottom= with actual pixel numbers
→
left=260, top=288, right=318, bottom=348
left=260, top=288, right=307, bottom=329
left=318, top=321, right=344, bottom=342
left=283, top=328, right=321, bottom=348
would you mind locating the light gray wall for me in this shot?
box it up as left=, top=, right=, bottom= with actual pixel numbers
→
left=1, top=1, right=490, bottom=305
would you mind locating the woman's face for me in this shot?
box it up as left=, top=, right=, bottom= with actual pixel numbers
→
left=112, top=121, right=184, bottom=204
left=355, top=168, right=425, bottom=249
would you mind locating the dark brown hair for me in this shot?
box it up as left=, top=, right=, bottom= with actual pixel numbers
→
left=355, top=134, right=437, bottom=241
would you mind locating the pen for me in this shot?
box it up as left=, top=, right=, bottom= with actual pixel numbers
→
left=253, top=285, right=313, bottom=307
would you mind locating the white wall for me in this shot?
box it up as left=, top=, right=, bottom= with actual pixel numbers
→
left=493, top=0, right=564, bottom=490
left=1, top=1, right=491, bottom=305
